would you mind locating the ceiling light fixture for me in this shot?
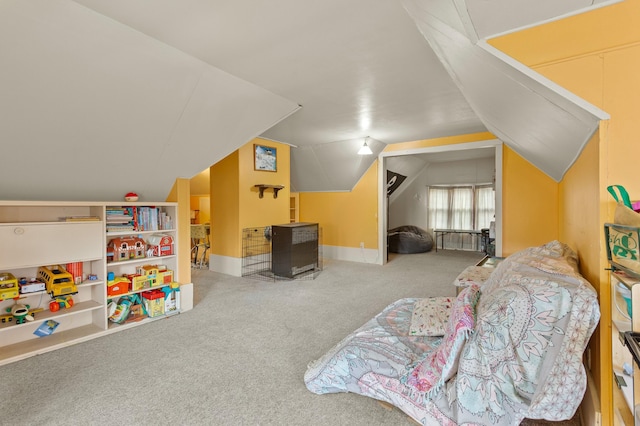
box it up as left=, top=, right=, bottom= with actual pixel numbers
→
left=358, top=137, right=373, bottom=155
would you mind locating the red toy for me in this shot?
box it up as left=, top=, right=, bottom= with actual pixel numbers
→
left=49, top=295, right=74, bottom=312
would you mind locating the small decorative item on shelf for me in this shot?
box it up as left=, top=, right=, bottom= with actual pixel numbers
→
left=106, top=236, right=146, bottom=262
left=124, top=192, right=139, bottom=202
left=65, top=262, right=83, bottom=285
left=49, top=295, right=74, bottom=312
left=0, top=272, right=19, bottom=301
left=107, top=276, right=131, bottom=297
left=18, top=277, right=46, bottom=294
left=147, top=234, right=174, bottom=257
left=142, top=289, right=165, bottom=317
left=1, top=301, right=43, bottom=324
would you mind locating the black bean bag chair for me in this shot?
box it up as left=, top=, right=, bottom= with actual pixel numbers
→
left=388, top=225, right=434, bottom=254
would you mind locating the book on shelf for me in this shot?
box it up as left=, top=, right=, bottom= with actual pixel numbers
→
left=61, top=216, right=101, bottom=222
left=106, top=206, right=173, bottom=232
left=106, top=225, right=135, bottom=232
left=34, top=320, right=60, bottom=337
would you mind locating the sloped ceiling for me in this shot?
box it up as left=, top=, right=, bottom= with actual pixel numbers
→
left=0, top=0, right=298, bottom=201
left=401, top=0, right=610, bottom=182
left=463, top=0, right=615, bottom=40
left=0, top=0, right=617, bottom=200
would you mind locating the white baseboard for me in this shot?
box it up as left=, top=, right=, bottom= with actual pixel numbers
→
left=209, top=245, right=381, bottom=278
left=209, top=254, right=242, bottom=276
left=321, top=244, right=381, bottom=264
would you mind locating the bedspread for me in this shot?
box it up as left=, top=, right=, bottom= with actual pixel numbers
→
left=304, top=241, right=600, bottom=425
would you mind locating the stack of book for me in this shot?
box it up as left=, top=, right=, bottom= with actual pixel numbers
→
left=106, top=207, right=135, bottom=232
left=106, top=207, right=174, bottom=232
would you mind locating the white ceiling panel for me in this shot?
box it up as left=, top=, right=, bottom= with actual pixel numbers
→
left=402, top=0, right=609, bottom=182
left=0, top=0, right=298, bottom=201
left=290, top=138, right=385, bottom=192
left=464, top=0, right=622, bottom=39
left=71, top=0, right=486, bottom=147
left=0, top=0, right=618, bottom=198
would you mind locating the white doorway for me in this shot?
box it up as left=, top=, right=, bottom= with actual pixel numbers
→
left=377, top=140, right=503, bottom=264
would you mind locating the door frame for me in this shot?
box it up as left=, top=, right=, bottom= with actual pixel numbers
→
left=377, top=139, right=503, bottom=264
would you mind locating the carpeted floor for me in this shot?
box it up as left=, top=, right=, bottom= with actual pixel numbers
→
left=1, top=249, right=585, bottom=425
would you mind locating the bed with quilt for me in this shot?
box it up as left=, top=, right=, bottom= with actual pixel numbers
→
left=304, top=241, right=600, bottom=425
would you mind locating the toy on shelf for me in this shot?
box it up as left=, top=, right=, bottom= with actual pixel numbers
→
left=125, top=192, right=139, bottom=202
left=108, top=296, right=133, bottom=324
left=49, top=295, right=74, bottom=313
left=65, top=262, right=83, bottom=284
left=147, top=234, right=174, bottom=257
left=37, top=265, right=78, bottom=298
left=1, top=300, right=44, bottom=324
left=18, top=277, right=46, bottom=294
left=108, top=294, right=146, bottom=324
left=157, top=267, right=174, bottom=286
left=125, top=294, right=146, bottom=323
left=136, top=265, right=158, bottom=288
left=107, top=236, right=146, bottom=262
left=107, top=275, right=131, bottom=297
left=142, top=289, right=165, bottom=318
left=162, top=283, right=181, bottom=315
left=0, top=272, right=19, bottom=301
left=127, top=274, right=150, bottom=292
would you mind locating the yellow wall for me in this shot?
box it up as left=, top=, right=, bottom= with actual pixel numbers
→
left=490, top=1, right=640, bottom=422
left=559, top=131, right=606, bottom=399
left=299, top=132, right=500, bottom=249
left=238, top=140, right=290, bottom=232
left=167, top=178, right=191, bottom=285
left=383, top=131, right=495, bottom=153
left=299, top=163, right=378, bottom=248
left=299, top=130, right=562, bottom=255
left=386, top=131, right=560, bottom=257
left=190, top=168, right=210, bottom=196
left=210, top=151, right=240, bottom=258
left=502, top=146, right=558, bottom=255
left=189, top=195, right=210, bottom=224
left=209, top=138, right=290, bottom=259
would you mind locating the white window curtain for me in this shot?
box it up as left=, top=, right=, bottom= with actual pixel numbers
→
left=428, top=184, right=495, bottom=250
left=475, top=186, right=495, bottom=229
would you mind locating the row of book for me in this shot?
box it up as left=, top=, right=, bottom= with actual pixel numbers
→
left=106, top=207, right=174, bottom=232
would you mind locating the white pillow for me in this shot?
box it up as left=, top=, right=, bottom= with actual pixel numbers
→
left=453, top=265, right=493, bottom=287
left=409, top=296, right=454, bottom=336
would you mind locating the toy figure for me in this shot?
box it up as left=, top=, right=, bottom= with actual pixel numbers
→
left=5, top=303, right=33, bottom=324
left=0, top=299, right=45, bottom=324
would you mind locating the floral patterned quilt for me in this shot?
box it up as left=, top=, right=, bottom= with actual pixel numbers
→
left=304, top=241, right=600, bottom=425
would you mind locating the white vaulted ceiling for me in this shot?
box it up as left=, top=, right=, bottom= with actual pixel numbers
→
left=0, top=0, right=615, bottom=200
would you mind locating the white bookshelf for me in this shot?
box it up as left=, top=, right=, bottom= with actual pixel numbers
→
left=0, top=201, right=192, bottom=366
left=611, top=270, right=640, bottom=425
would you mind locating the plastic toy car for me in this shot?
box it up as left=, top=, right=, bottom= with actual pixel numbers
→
left=38, top=265, right=77, bottom=298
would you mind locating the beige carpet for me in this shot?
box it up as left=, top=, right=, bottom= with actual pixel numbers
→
left=1, top=249, right=586, bottom=425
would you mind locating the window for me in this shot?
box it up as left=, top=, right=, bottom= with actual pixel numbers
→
left=428, top=184, right=495, bottom=250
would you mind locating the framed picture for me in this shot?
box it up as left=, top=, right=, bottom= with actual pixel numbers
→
left=254, top=144, right=277, bottom=172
